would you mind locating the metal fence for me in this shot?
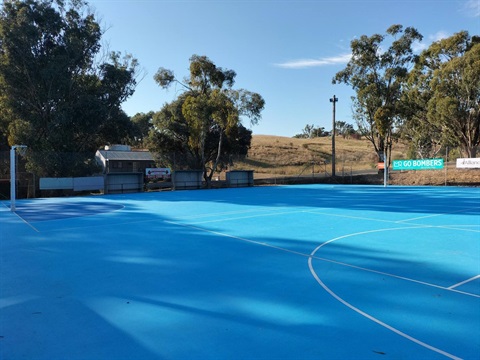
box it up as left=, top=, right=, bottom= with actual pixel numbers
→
left=1, top=149, right=479, bottom=200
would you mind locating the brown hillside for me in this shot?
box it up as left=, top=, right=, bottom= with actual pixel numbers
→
left=228, top=135, right=480, bottom=186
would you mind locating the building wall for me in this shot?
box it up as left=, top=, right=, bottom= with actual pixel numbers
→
left=104, top=160, right=155, bottom=174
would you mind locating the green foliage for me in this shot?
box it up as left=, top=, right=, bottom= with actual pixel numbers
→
left=334, top=24, right=422, bottom=161
left=147, top=93, right=252, bottom=172
left=130, top=111, right=154, bottom=146
left=0, top=0, right=139, bottom=176
left=335, top=121, right=356, bottom=138
left=294, top=124, right=327, bottom=138
left=405, top=31, right=479, bottom=157
left=151, top=55, right=264, bottom=185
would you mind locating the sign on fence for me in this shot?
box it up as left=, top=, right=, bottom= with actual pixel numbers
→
left=145, top=168, right=171, bottom=180
left=392, top=158, right=444, bottom=171
left=456, top=158, right=480, bottom=169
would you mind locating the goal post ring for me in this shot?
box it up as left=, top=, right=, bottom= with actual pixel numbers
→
left=16, top=145, right=27, bottom=157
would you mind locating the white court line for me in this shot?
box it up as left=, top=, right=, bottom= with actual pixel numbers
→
left=304, top=226, right=480, bottom=298
left=441, top=224, right=480, bottom=228
left=166, top=221, right=479, bottom=298
left=1, top=201, right=39, bottom=232
left=304, top=209, right=480, bottom=233
left=448, top=275, right=480, bottom=290
left=302, top=209, right=402, bottom=224
left=39, top=208, right=302, bottom=232
left=17, top=203, right=127, bottom=233
left=11, top=211, right=40, bottom=233
left=170, top=207, right=284, bottom=220
left=308, top=257, right=462, bottom=360
left=185, top=209, right=309, bottom=225
left=183, top=207, right=405, bottom=226
left=396, top=206, right=480, bottom=223
left=308, top=227, right=471, bottom=360
left=167, top=220, right=474, bottom=359
left=164, top=220, right=311, bottom=258
left=311, top=253, right=480, bottom=298
left=433, top=225, right=480, bottom=233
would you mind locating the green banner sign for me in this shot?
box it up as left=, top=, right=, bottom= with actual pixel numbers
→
left=392, top=158, right=444, bottom=171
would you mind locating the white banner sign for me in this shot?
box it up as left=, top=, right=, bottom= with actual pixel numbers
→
left=456, top=158, right=480, bottom=169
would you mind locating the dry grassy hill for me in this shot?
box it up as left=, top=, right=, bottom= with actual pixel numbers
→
left=228, top=135, right=480, bottom=186
left=232, top=135, right=402, bottom=176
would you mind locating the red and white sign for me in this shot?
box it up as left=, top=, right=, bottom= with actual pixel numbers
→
left=146, top=168, right=171, bottom=180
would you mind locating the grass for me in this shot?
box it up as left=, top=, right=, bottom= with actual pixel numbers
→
left=231, top=135, right=391, bottom=177
left=224, top=135, right=480, bottom=186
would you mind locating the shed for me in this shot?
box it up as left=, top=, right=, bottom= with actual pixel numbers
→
left=95, top=145, right=155, bottom=174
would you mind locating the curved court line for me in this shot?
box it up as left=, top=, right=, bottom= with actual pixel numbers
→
left=310, top=252, right=480, bottom=298
left=168, top=220, right=478, bottom=298
left=166, top=220, right=474, bottom=358
left=308, top=227, right=464, bottom=360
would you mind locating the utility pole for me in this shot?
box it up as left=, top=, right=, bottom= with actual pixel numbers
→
left=330, top=95, right=338, bottom=176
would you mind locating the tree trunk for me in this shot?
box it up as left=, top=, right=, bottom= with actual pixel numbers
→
left=465, top=145, right=477, bottom=158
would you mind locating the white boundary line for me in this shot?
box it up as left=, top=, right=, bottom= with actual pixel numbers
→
left=307, top=227, right=479, bottom=298
left=169, top=207, right=285, bottom=220
left=448, top=275, right=480, bottom=290
left=308, top=227, right=468, bottom=360
left=168, top=220, right=474, bottom=359
left=433, top=225, right=480, bottom=233
left=14, top=213, right=40, bottom=233
left=167, top=221, right=480, bottom=299
left=308, top=256, right=462, bottom=360
left=396, top=206, right=480, bottom=223
left=311, top=253, right=480, bottom=298
left=304, top=209, right=480, bottom=233
left=185, top=209, right=309, bottom=225
left=11, top=202, right=126, bottom=233
left=164, top=220, right=311, bottom=258
left=1, top=200, right=40, bottom=232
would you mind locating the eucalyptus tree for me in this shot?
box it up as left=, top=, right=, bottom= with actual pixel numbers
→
left=333, top=25, right=422, bottom=163
left=153, top=55, right=265, bottom=186
left=398, top=78, right=445, bottom=159
left=0, top=0, right=139, bottom=176
left=407, top=31, right=480, bottom=158
left=130, top=111, right=155, bottom=147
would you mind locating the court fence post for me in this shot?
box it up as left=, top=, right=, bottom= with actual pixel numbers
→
left=383, top=147, right=388, bottom=187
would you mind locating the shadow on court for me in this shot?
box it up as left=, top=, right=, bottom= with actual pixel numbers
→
left=121, top=185, right=480, bottom=216
left=1, top=185, right=479, bottom=359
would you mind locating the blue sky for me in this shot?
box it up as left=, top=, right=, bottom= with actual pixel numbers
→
left=88, top=0, right=480, bottom=137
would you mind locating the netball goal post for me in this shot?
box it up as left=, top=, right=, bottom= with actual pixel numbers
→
left=10, top=145, right=27, bottom=212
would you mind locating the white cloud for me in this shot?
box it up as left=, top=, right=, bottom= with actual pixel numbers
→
left=275, top=53, right=352, bottom=69
left=429, top=31, right=451, bottom=42
left=412, top=31, right=451, bottom=54
left=412, top=41, right=427, bottom=53
left=464, top=0, right=480, bottom=17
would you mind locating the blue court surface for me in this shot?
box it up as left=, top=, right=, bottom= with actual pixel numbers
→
left=1, top=184, right=479, bottom=359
